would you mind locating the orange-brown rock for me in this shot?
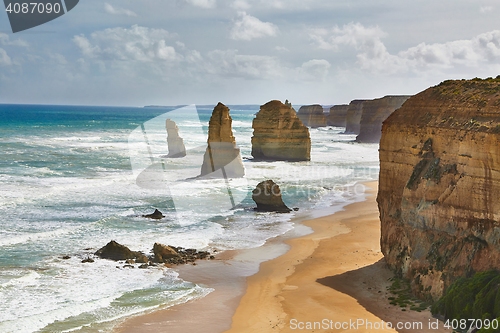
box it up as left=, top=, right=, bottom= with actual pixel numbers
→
left=165, top=119, right=186, bottom=158
left=356, top=95, right=410, bottom=143
left=378, top=78, right=500, bottom=300
left=200, top=102, right=245, bottom=178
left=344, top=100, right=366, bottom=134
left=297, top=104, right=327, bottom=128
left=327, top=104, right=349, bottom=127
left=251, top=100, right=311, bottom=161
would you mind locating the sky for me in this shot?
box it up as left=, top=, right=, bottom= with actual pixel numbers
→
left=0, top=0, right=499, bottom=106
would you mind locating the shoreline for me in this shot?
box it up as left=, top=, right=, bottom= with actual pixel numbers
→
left=225, top=181, right=451, bottom=333
left=115, top=181, right=451, bottom=333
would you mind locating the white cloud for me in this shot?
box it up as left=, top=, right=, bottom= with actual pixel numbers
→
left=480, top=6, right=493, bottom=13
left=275, top=46, right=289, bottom=52
left=73, top=25, right=177, bottom=62
left=298, top=59, right=330, bottom=81
left=310, top=22, right=500, bottom=74
left=0, top=48, right=12, bottom=66
left=230, top=12, right=279, bottom=41
left=231, top=0, right=250, bottom=10
left=184, top=0, right=216, bottom=8
left=206, top=49, right=282, bottom=79
left=0, top=33, right=28, bottom=47
left=104, top=3, right=137, bottom=17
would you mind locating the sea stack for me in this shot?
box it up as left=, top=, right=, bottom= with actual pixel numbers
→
left=252, top=180, right=291, bottom=213
left=378, top=78, right=500, bottom=300
left=344, top=100, right=366, bottom=134
left=200, top=102, right=245, bottom=178
left=327, top=104, right=349, bottom=127
left=355, top=95, right=410, bottom=143
left=165, top=119, right=186, bottom=158
left=251, top=100, right=311, bottom=161
left=297, top=104, right=327, bottom=128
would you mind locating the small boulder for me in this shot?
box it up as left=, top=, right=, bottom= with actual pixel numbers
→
left=95, top=240, right=146, bottom=261
left=252, top=180, right=291, bottom=213
left=142, top=209, right=165, bottom=220
left=153, top=243, right=180, bottom=263
left=82, top=257, right=94, bottom=263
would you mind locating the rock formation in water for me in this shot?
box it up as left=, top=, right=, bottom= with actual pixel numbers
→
left=95, top=241, right=148, bottom=263
left=200, top=102, right=245, bottom=178
left=297, top=104, right=327, bottom=128
left=355, top=95, right=411, bottom=143
left=142, top=209, right=165, bottom=219
left=378, top=78, right=500, bottom=300
left=252, top=180, right=291, bottom=213
left=327, top=104, right=349, bottom=127
left=165, top=119, right=186, bottom=158
left=344, top=100, right=366, bottom=134
left=251, top=100, right=311, bottom=161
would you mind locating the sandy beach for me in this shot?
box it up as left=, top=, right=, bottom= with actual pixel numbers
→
left=116, top=182, right=451, bottom=333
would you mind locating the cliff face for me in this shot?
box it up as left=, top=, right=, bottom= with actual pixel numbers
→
left=297, top=104, right=327, bottom=128
left=165, top=119, right=186, bottom=158
left=356, top=96, right=411, bottom=143
left=200, top=102, right=245, bottom=178
left=328, top=104, right=349, bottom=127
left=344, top=100, right=366, bottom=134
left=378, top=78, right=500, bottom=300
left=252, top=100, right=311, bottom=161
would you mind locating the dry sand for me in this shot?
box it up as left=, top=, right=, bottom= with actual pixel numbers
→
left=116, top=182, right=451, bottom=333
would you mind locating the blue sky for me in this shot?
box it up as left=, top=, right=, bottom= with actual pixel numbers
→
left=1, top=0, right=499, bottom=106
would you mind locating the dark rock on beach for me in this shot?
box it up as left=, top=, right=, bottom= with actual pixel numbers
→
left=252, top=180, right=291, bottom=213
left=94, top=240, right=147, bottom=262
left=153, top=243, right=213, bottom=265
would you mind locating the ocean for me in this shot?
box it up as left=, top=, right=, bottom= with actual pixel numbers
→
left=0, top=104, right=379, bottom=332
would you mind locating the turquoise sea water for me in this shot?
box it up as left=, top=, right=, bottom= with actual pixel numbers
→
left=0, top=104, right=379, bottom=332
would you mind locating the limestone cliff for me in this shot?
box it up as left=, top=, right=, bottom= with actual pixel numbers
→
left=356, top=96, right=410, bottom=143
left=200, top=102, right=245, bottom=178
left=344, top=100, right=366, bottom=134
left=297, top=104, right=327, bottom=128
left=328, top=104, right=349, bottom=127
left=251, top=100, right=311, bottom=161
left=378, top=78, right=500, bottom=300
left=165, top=119, right=186, bottom=158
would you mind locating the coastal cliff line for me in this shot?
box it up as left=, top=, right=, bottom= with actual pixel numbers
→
left=377, top=78, right=500, bottom=300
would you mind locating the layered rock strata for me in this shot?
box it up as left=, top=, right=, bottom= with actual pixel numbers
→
left=200, top=102, right=245, bottom=178
left=165, top=119, right=186, bottom=158
left=328, top=104, right=349, bottom=127
left=344, top=100, right=366, bottom=134
left=297, top=104, right=327, bottom=127
left=251, top=100, right=311, bottom=161
left=378, top=78, right=500, bottom=300
left=252, top=180, right=291, bottom=213
left=356, top=95, right=410, bottom=143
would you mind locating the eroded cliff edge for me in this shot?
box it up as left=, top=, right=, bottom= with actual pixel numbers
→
left=356, top=95, right=410, bottom=143
left=378, top=78, right=500, bottom=300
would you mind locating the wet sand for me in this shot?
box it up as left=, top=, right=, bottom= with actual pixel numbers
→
left=116, top=182, right=451, bottom=333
